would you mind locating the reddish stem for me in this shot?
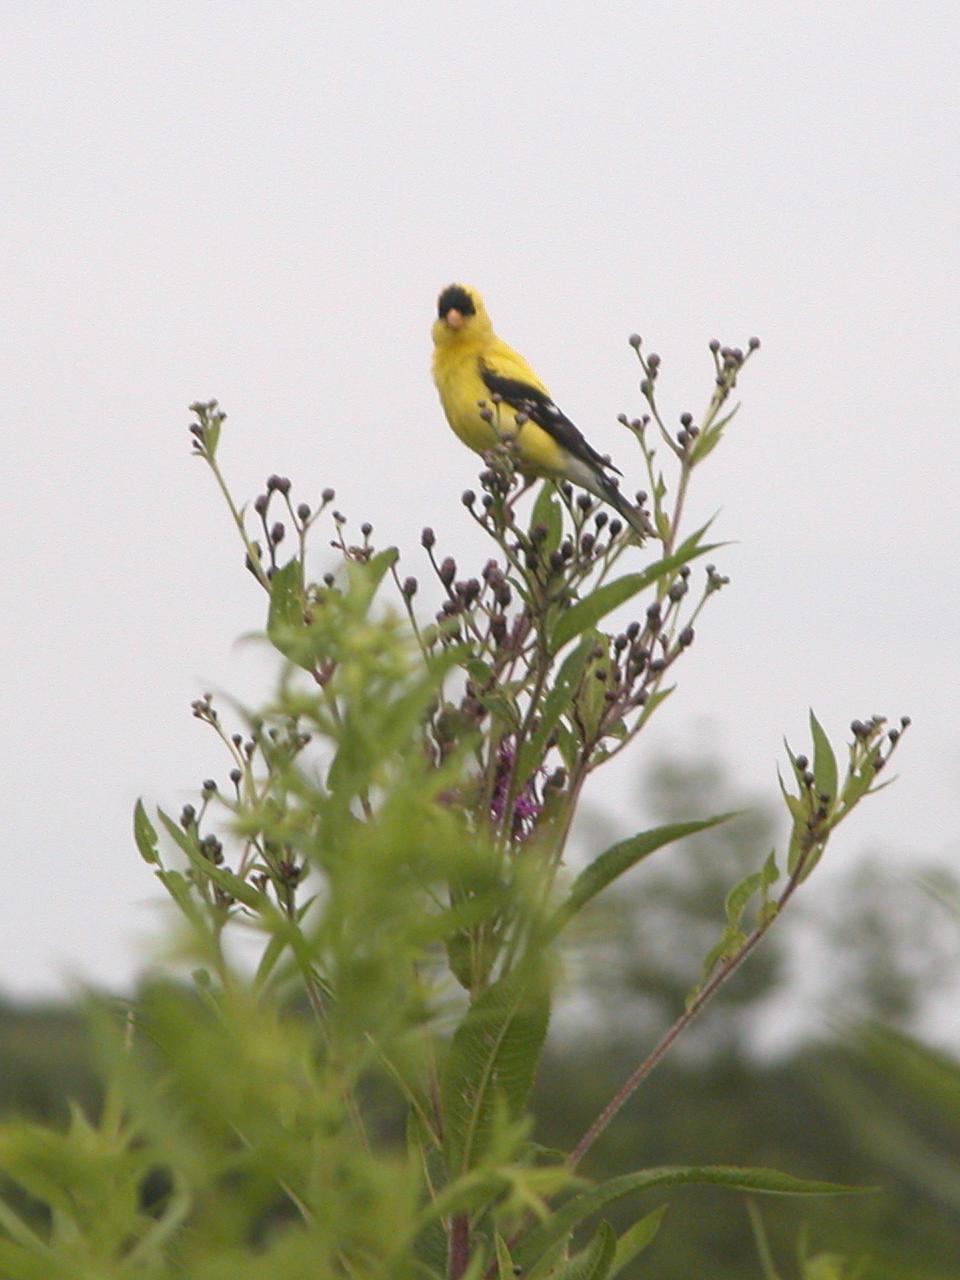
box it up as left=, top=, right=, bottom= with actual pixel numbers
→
left=567, top=851, right=810, bottom=1168
left=449, top=1213, right=470, bottom=1280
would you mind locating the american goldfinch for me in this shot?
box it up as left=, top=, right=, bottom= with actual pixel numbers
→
left=432, top=284, right=647, bottom=538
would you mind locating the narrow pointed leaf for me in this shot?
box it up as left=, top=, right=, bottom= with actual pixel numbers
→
left=838, top=744, right=882, bottom=814
left=609, top=1206, right=668, bottom=1278
left=0, top=1196, right=52, bottom=1254
left=346, top=546, right=399, bottom=616
left=123, top=1175, right=192, bottom=1265
left=550, top=536, right=719, bottom=653
left=266, top=558, right=310, bottom=667
left=441, top=965, right=550, bottom=1174
left=156, top=810, right=264, bottom=909
left=133, top=799, right=160, bottom=865
left=370, top=1038, right=442, bottom=1150
left=690, top=404, right=739, bottom=465
left=154, top=870, right=203, bottom=925
left=530, top=482, right=563, bottom=555
left=496, top=1232, right=516, bottom=1280
left=252, top=929, right=288, bottom=993
left=725, top=871, right=764, bottom=926
left=204, top=417, right=221, bottom=456
left=408, top=1114, right=449, bottom=1279
left=516, top=635, right=595, bottom=782
left=515, top=1166, right=873, bottom=1269
left=723, top=849, right=780, bottom=932
left=548, top=815, right=738, bottom=939
left=552, top=1221, right=616, bottom=1280
left=809, top=710, right=838, bottom=803
left=635, top=683, right=674, bottom=730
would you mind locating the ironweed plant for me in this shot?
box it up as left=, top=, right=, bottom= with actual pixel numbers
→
left=0, top=335, right=908, bottom=1279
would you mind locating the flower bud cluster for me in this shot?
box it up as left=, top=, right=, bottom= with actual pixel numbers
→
left=177, top=690, right=316, bottom=909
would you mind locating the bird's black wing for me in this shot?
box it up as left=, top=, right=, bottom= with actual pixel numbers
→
left=479, top=362, right=622, bottom=476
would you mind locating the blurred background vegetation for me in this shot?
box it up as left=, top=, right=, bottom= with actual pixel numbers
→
left=3, top=754, right=958, bottom=1278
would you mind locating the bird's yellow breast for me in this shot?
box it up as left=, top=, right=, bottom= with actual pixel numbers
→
left=432, top=344, right=568, bottom=477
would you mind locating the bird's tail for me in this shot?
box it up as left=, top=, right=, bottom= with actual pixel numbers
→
left=595, top=473, right=652, bottom=541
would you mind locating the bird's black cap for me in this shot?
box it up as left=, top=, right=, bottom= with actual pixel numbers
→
left=437, top=284, right=476, bottom=320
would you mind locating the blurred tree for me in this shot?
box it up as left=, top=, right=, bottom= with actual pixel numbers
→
left=536, top=755, right=960, bottom=1277
left=562, top=753, right=783, bottom=1062
left=0, top=998, right=98, bottom=1124
left=2, top=757, right=958, bottom=1276
left=805, top=861, right=960, bottom=1036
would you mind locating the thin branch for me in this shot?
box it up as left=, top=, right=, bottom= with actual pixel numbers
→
left=567, top=844, right=812, bottom=1168
left=448, top=1213, right=470, bottom=1280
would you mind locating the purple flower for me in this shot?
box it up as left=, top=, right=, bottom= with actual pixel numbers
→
left=490, top=738, right=542, bottom=839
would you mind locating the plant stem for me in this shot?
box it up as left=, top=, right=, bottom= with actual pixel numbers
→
left=746, top=1200, right=784, bottom=1280
left=664, top=461, right=691, bottom=557
left=448, top=1213, right=470, bottom=1280
left=203, top=452, right=272, bottom=592
left=567, top=847, right=811, bottom=1168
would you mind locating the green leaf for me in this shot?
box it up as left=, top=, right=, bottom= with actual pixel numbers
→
left=634, top=683, right=674, bottom=730
left=722, top=850, right=780, bottom=933
left=154, top=869, right=200, bottom=921
left=786, top=827, right=804, bottom=878
left=777, top=768, right=806, bottom=822
left=0, top=1194, right=52, bottom=1255
left=549, top=535, right=719, bottom=653
left=156, top=810, right=264, bottom=909
left=609, top=1206, right=668, bottom=1278
left=809, top=710, right=838, bottom=803
left=860, top=1025, right=960, bottom=1125
left=266, top=558, right=308, bottom=667
left=192, top=855, right=265, bottom=909
left=688, top=425, right=723, bottom=464
left=782, top=737, right=802, bottom=782
left=441, top=965, right=550, bottom=1175
left=481, top=690, right=522, bottom=730
left=556, top=722, right=579, bottom=772
left=123, top=1173, right=192, bottom=1266
left=133, top=799, right=160, bottom=865
left=574, top=643, right=609, bottom=739
left=465, top=657, right=494, bottom=684
left=547, top=814, right=738, bottom=940
left=760, top=850, right=779, bottom=891
left=370, top=1039, right=442, bottom=1151
left=696, top=924, right=747, bottom=995
left=725, top=870, right=764, bottom=926
left=526, top=1239, right=571, bottom=1280
left=838, top=744, right=882, bottom=814
left=252, top=929, right=288, bottom=993
left=552, top=1220, right=616, bottom=1280
left=746, top=1199, right=782, bottom=1280
left=155, top=807, right=196, bottom=858
left=516, top=635, right=595, bottom=782
left=495, top=1232, right=516, bottom=1280
left=690, top=404, right=739, bottom=465
left=408, top=1110, right=449, bottom=1279
left=530, top=482, right=563, bottom=556
left=204, top=416, right=221, bottom=456
left=802, top=1256, right=852, bottom=1280
left=346, top=546, right=400, bottom=617
left=515, top=1166, right=873, bottom=1270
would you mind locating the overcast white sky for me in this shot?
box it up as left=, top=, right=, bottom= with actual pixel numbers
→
left=3, top=1, right=959, bottom=997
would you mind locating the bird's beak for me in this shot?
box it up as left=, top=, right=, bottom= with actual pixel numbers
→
left=445, top=309, right=464, bottom=330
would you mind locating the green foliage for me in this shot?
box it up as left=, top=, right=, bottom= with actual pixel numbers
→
left=515, top=1166, right=869, bottom=1274
left=550, top=814, right=739, bottom=943
left=0, top=342, right=912, bottom=1276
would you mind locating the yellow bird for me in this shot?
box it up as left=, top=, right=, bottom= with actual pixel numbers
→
left=431, top=283, right=647, bottom=538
